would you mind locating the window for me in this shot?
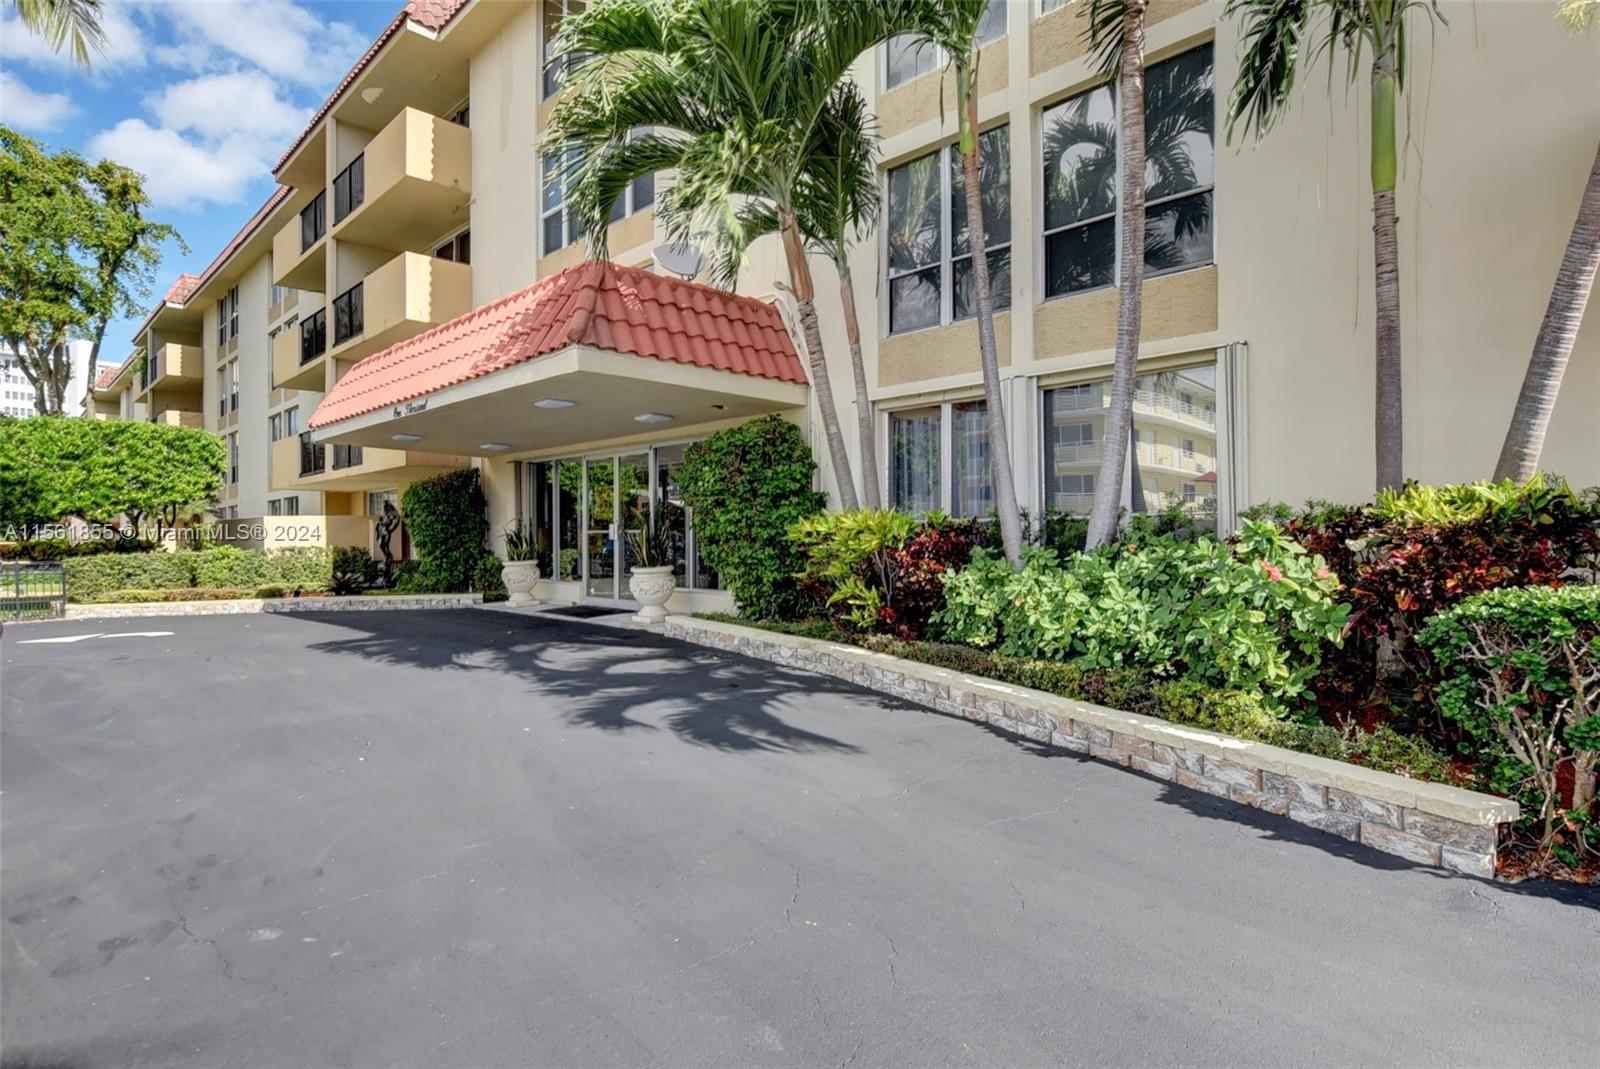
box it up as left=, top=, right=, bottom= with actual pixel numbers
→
left=1042, top=43, right=1215, bottom=299
left=1039, top=0, right=1069, bottom=13
left=884, top=1, right=1004, bottom=90
left=300, top=308, right=326, bottom=364
left=333, top=155, right=365, bottom=223
left=1041, top=361, right=1219, bottom=530
left=886, top=126, right=1011, bottom=334
left=269, top=412, right=282, bottom=442
left=333, top=284, right=363, bottom=345
left=270, top=276, right=290, bottom=308
left=299, top=431, right=325, bottom=477
left=609, top=170, right=654, bottom=224
left=227, top=432, right=239, bottom=485
left=541, top=147, right=581, bottom=254
left=890, top=407, right=940, bottom=515
left=448, top=100, right=470, bottom=127
left=216, top=365, right=228, bottom=418
left=300, top=191, right=326, bottom=252
left=284, top=406, right=299, bottom=437
left=542, top=0, right=586, bottom=98
left=228, top=357, right=239, bottom=413
left=434, top=229, right=472, bottom=264
left=216, top=286, right=238, bottom=344
left=332, top=443, right=364, bottom=470
left=950, top=401, right=993, bottom=519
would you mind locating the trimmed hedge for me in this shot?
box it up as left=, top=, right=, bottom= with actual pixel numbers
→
left=397, top=469, right=487, bottom=594
left=64, top=546, right=334, bottom=602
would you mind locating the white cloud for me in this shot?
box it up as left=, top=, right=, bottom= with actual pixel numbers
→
left=0, top=4, right=149, bottom=73
left=146, top=71, right=308, bottom=142
left=89, top=118, right=267, bottom=208
left=0, top=72, right=80, bottom=131
left=158, top=1, right=368, bottom=89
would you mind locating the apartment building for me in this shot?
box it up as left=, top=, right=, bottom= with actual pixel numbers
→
left=123, top=0, right=1599, bottom=611
left=3, top=339, right=92, bottom=418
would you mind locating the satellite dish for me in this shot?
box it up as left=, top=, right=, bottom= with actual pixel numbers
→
left=652, top=242, right=706, bottom=281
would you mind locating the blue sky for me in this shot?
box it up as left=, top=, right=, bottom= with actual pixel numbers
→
left=0, top=1, right=405, bottom=366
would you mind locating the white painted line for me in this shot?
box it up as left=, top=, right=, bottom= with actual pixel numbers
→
left=16, top=631, right=174, bottom=645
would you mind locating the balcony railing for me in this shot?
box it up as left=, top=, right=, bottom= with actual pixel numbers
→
left=331, top=444, right=365, bottom=470
left=299, top=432, right=325, bottom=477
left=333, top=283, right=364, bottom=346
left=333, top=155, right=365, bottom=224
left=300, top=308, right=327, bottom=364
left=300, top=191, right=326, bottom=252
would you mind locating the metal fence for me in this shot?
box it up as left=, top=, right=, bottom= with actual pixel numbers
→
left=1, top=562, right=67, bottom=620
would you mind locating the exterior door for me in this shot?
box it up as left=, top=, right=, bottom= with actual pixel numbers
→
left=581, top=453, right=651, bottom=603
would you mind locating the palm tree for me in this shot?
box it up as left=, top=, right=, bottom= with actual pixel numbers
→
left=1079, top=0, right=1151, bottom=549
left=1494, top=2, right=1599, bottom=481
left=700, top=84, right=888, bottom=509
left=891, top=0, right=1026, bottom=566
left=543, top=0, right=897, bottom=511
left=8, top=0, right=104, bottom=65
left=1226, top=0, right=1445, bottom=494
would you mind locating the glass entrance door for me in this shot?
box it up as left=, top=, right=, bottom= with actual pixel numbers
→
left=581, top=453, right=651, bottom=602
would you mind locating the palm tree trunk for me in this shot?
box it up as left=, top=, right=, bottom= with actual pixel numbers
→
left=1086, top=0, right=1148, bottom=549
left=1128, top=422, right=1146, bottom=514
left=1371, top=61, right=1404, bottom=492
left=782, top=213, right=860, bottom=511
left=1494, top=140, right=1600, bottom=482
left=837, top=261, right=883, bottom=509
left=958, top=58, right=1024, bottom=568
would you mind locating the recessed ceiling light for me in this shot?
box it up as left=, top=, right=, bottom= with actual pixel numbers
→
left=534, top=398, right=575, bottom=410
left=392, top=433, right=423, bottom=442
left=479, top=442, right=509, bottom=452
left=634, top=413, right=673, bottom=424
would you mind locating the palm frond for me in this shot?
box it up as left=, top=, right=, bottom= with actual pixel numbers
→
left=1223, top=0, right=1314, bottom=143
left=14, top=0, right=106, bottom=66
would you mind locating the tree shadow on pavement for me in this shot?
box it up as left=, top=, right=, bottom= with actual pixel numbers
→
left=289, top=609, right=927, bottom=756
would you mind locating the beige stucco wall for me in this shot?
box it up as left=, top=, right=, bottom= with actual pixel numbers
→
left=470, top=1, right=541, bottom=306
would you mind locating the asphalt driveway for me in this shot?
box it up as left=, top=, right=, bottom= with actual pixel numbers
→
left=2, top=609, right=1596, bottom=1068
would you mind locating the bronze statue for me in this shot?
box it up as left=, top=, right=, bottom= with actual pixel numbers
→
left=375, top=501, right=401, bottom=583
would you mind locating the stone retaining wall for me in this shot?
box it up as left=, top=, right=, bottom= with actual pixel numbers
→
left=666, top=616, right=1518, bottom=879
left=55, top=593, right=483, bottom=620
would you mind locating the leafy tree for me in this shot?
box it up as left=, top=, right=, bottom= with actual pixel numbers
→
left=6, top=0, right=105, bottom=65
left=0, top=126, right=180, bottom=414
left=0, top=417, right=224, bottom=534
left=1494, top=3, right=1600, bottom=481
left=1225, top=0, right=1446, bottom=494
left=398, top=468, right=489, bottom=593
left=544, top=0, right=902, bottom=512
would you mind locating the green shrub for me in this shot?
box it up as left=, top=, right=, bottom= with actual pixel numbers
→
left=391, top=559, right=425, bottom=592
left=400, top=469, right=488, bottom=594
left=0, top=536, right=156, bottom=560
left=330, top=546, right=375, bottom=595
left=1152, top=680, right=1284, bottom=742
left=474, top=552, right=507, bottom=602
left=87, top=587, right=255, bottom=604
left=790, top=509, right=916, bottom=630
left=190, top=546, right=268, bottom=589
left=266, top=546, right=333, bottom=590
left=679, top=415, right=826, bottom=621
left=935, top=520, right=1349, bottom=707
left=65, top=552, right=194, bottom=601
left=701, top=613, right=851, bottom=642
left=255, top=584, right=287, bottom=599
left=1419, top=585, right=1600, bottom=861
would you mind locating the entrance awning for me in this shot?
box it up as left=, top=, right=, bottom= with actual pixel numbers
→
left=308, top=261, right=809, bottom=456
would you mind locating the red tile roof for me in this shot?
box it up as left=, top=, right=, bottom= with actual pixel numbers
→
left=310, top=261, right=806, bottom=428
left=273, top=0, right=474, bottom=175
left=92, top=363, right=124, bottom=390
left=164, top=273, right=202, bottom=304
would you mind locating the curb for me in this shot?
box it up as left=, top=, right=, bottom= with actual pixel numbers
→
left=13, top=593, right=485, bottom=623
left=665, top=615, right=1519, bottom=879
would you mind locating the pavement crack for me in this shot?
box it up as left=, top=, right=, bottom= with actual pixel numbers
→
left=1467, top=886, right=1504, bottom=922
left=1009, top=880, right=1026, bottom=916
left=839, top=1037, right=863, bottom=1068
left=783, top=864, right=802, bottom=925
left=979, top=767, right=1113, bottom=830
left=872, top=921, right=900, bottom=991
left=888, top=752, right=988, bottom=804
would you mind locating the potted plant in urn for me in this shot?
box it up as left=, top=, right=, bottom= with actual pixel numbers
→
left=625, top=523, right=676, bottom=624
left=501, top=521, right=540, bottom=606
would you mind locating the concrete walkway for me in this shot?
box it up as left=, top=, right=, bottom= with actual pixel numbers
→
left=3, top=610, right=1596, bottom=1067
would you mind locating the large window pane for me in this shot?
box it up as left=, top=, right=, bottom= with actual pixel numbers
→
left=556, top=459, right=581, bottom=580
left=1145, top=191, right=1213, bottom=274
left=975, top=0, right=1007, bottom=45
left=950, top=401, right=993, bottom=518
left=1043, top=85, right=1117, bottom=231
left=889, top=268, right=941, bottom=334
left=655, top=444, right=689, bottom=588
left=885, top=34, right=938, bottom=89
left=953, top=248, right=1011, bottom=321
left=951, top=126, right=1011, bottom=258
left=887, top=153, right=940, bottom=275
left=530, top=461, right=556, bottom=580
left=1144, top=43, right=1215, bottom=200
left=891, top=408, right=940, bottom=515
left=1045, top=218, right=1115, bottom=295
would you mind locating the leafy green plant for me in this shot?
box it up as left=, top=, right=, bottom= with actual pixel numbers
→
left=255, top=584, right=287, bottom=599
left=503, top=521, right=538, bottom=563
left=265, top=546, right=333, bottom=591
left=330, top=546, right=375, bottom=595
left=400, top=469, right=488, bottom=594
left=935, top=521, right=1349, bottom=707
left=790, top=509, right=915, bottom=630
left=473, top=552, right=507, bottom=601
left=1369, top=475, right=1587, bottom=527
left=678, top=416, right=825, bottom=620
left=625, top=522, right=672, bottom=569
left=190, top=546, right=267, bottom=590
left=1419, top=585, right=1600, bottom=861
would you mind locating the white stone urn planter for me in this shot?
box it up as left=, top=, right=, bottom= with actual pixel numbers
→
left=501, top=560, right=540, bottom=606
left=628, top=565, right=675, bottom=624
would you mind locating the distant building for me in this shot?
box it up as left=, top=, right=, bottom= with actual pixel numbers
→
left=0, top=340, right=93, bottom=418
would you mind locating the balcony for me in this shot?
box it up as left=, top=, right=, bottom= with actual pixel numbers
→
left=272, top=306, right=328, bottom=391
left=270, top=432, right=467, bottom=492
left=326, top=252, right=471, bottom=364
left=137, top=342, right=202, bottom=400
left=330, top=108, right=471, bottom=249
left=272, top=191, right=328, bottom=291
left=152, top=407, right=203, bottom=429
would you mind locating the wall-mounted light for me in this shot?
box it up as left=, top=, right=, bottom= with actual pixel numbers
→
left=534, top=398, right=575, bottom=409
left=392, top=433, right=423, bottom=442
left=634, top=413, right=673, bottom=424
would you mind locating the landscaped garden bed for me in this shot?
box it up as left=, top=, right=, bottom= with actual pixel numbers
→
left=677, top=419, right=1600, bottom=883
